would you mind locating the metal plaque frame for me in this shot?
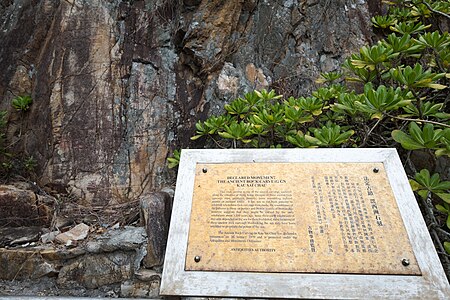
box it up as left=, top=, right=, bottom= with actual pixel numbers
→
left=160, top=149, right=450, bottom=299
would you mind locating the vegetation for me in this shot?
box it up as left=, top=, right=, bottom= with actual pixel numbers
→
left=168, top=0, right=450, bottom=274
left=11, top=95, right=32, bottom=112
left=0, top=95, right=36, bottom=181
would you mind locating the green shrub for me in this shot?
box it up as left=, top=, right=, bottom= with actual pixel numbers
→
left=11, top=95, right=32, bottom=111
left=168, top=0, right=450, bottom=260
left=0, top=95, right=35, bottom=180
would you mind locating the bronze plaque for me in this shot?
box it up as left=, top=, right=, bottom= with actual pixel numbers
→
left=185, top=162, right=421, bottom=275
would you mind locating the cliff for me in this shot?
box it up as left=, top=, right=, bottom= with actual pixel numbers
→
left=0, top=0, right=379, bottom=204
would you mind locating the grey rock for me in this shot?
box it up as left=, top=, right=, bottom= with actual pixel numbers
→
left=85, top=226, right=147, bottom=253
left=10, top=233, right=40, bottom=246
left=104, top=227, right=147, bottom=251
left=436, top=156, right=450, bottom=180
left=134, top=269, right=161, bottom=282
left=0, top=276, right=121, bottom=297
left=160, top=187, right=175, bottom=199
left=10, top=181, right=35, bottom=190
left=0, top=226, right=42, bottom=247
left=140, top=192, right=172, bottom=268
left=120, top=279, right=161, bottom=298
left=85, top=241, right=102, bottom=253
left=65, top=240, right=77, bottom=248
left=32, top=261, right=58, bottom=279
left=53, top=215, right=74, bottom=230
left=41, top=230, right=60, bottom=244
left=57, top=252, right=134, bottom=289
left=134, top=244, right=148, bottom=274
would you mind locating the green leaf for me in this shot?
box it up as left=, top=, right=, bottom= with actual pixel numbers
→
left=436, top=193, right=450, bottom=204
left=218, top=132, right=235, bottom=139
left=415, top=169, right=431, bottom=187
left=435, top=148, right=450, bottom=157
left=391, top=130, right=425, bottom=150
left=409, top=122, right=423, bottom=143
left=427, top=83, right=447, bottom=89
left=447, top=215, right=450, bottom=230
left=436, top=204, right=448, bottom=214
left=409, top=179, right=423, bottom=191
left=167, top=149, right=181, bottom=169
left=418, top=189, right=429, bottom=200
left=435, top=181, right=450, bottom=190
left=371, top=112, right=383, bottom=119
left=167, top=158, right=179, bottom=169
left=444, top=242, right=450, bottom=254
left=190, top=135, right=203, bottom=140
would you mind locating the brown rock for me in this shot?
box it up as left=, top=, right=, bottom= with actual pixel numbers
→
left=140, top=192, right=172, bottom=268
left=0, top=248, right=56, bottom=280
left=55, top=223, right=90, bottom=244
left=0, top=185, right=52, bottom=227
left=40, top=247, right=86, bottom=261
left=0, top=1, right=374, bottom=205
left=183, top=0, right=244, bottom=74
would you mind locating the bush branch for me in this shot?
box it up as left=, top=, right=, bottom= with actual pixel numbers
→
left=422, top=1, right=450, bottom=20
left=387, top=114, right=450, bottom=128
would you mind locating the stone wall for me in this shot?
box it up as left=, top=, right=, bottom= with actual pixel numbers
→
left=0, top=191, right=171, bottom=298
left=0, top=0, right=380, bottom=204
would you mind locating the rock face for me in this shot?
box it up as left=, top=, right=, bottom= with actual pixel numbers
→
left=0, top=0, right=378, bottom=204
left=0, top=185, right=53, bottom=227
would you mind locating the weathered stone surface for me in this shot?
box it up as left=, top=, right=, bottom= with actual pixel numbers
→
left=134, top=269, right=160, bottom=282
left=55, top=223, right=90, bottom=244
left=0, top=226, right=42, bottom=247
left=0, top=277, right=121, bottom=297
left=57, top=251, right=135, bottom=289
left=0, top=248, right=57, bottom=280
left=0, top=1, right=377, bottom=204
left=41, top=230, right=60, bottom=244
left=40, top=247, right=86, bottom=261
left=0, top=227, right=154, bottom=293
left=140, top=192, right=172, bottom=268
left=0, top=185, right=52, bottom=227
left=53, top=215, right=74, bottom=230
left=120, top=278, right=161, bottom=298
left=85, top=226, right=147, bottom=253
